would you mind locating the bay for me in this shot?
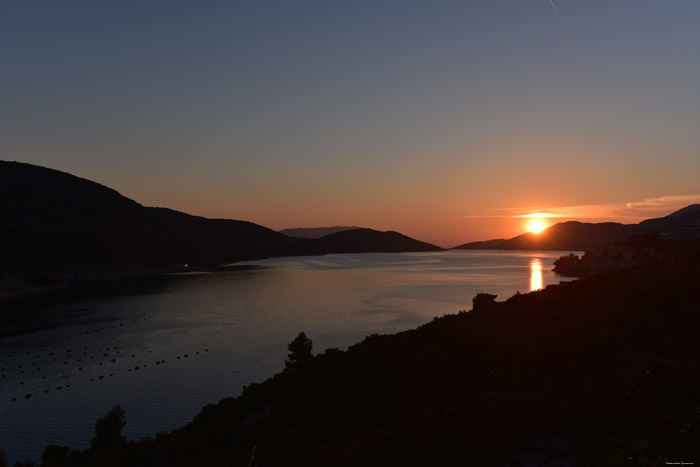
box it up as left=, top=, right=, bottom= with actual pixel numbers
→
left=0, top=250, right=575, bottom=463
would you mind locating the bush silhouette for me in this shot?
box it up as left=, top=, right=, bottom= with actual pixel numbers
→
left=41, top=445, right=70, bottom=466
left=472, top=293, right=497, bottom=310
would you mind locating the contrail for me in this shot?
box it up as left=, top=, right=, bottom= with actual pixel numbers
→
left=549, top=0, right=579, bottom=55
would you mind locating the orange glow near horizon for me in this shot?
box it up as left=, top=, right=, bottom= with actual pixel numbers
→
left=521, top=212, right=559, bottom=218
left=526, top=218, right=548, bottom=234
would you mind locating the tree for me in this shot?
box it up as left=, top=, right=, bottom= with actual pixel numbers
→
left=552, top=253, right=585, bottom=276
left=285, top=331, right=313, bottom=371
left=472, top=293, right=497, bottom=310
left=90, top=405, right=126, bottom=456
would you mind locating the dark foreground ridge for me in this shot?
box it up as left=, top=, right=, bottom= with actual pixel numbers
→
left=19, top=241, right=700, bottom=466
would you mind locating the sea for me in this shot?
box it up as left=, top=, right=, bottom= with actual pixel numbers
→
left=0, top=250, right=576, bottom=463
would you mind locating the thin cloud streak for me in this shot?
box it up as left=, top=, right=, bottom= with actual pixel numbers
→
left=548, top=0, right=580, bottom=55
left=455, top=194, right=700, bottom=221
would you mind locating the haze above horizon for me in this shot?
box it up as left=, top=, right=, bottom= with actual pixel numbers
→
left=2, top=1, right=699, bottom=247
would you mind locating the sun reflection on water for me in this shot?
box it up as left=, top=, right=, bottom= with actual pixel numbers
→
left=530, top=258, right=543, bottom=291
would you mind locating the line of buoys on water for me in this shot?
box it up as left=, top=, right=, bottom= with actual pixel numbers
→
left=6, top=343, right=213, bottom=402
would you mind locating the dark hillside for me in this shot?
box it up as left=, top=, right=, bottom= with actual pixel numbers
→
left=318, top=228, right=444, bottom=253
left=636, top=204, right=700, bottom=233
left=0, top=162, right=445, bottom=283
left=454, top=221, right=633, bottom=250
left=279, top=226, right=360, bottom=239
left=39, top=242, right=700, bottom=466
left=0, top=161, right=142, bottom=224
left=0, top=161, right=316, bottom=270
left=505, top=221, right=633, bottom=250
left=455, top=205, right=700, bottom=251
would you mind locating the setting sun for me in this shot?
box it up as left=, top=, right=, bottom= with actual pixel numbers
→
left=526, top=218, right=547, bottom=234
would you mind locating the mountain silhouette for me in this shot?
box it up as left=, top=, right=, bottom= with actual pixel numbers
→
left=279, top=226, right=361, bottom=239
left=318, top=228, right=444, bottom=253
left=455, top=205, right=700, bottom=251
left=0, top=162, right=441, bottom=272
left=0, top=161, right=320, bottom=270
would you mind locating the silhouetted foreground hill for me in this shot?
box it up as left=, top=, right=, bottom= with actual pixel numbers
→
left=318, top=228, right=444, bottom=253
left=279, top=226, right=360, bottom=239
left=455, top=205, right=700, bottom=251
left=0, top=162, right=440, bottom=274
left=32, top=243, right=700, bottom=466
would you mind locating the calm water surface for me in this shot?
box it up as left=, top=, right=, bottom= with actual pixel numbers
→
left=0, top=250, right=575, bottom=462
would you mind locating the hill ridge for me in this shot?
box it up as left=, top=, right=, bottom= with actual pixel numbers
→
left=455, top=204, right=700, bottom=251
left=0, top=162, right=441, bottom=272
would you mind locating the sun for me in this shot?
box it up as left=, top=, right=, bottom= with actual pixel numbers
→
left=526, top=218, right=548, bottom=234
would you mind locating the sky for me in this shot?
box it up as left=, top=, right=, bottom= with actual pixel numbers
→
left=2, top=1, right=699, bottom=247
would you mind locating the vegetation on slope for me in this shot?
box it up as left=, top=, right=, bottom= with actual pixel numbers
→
left=20, top=242, right=700, bottom=466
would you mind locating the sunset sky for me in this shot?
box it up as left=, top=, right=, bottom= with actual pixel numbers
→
left=2, top=1, right=699, bottom=246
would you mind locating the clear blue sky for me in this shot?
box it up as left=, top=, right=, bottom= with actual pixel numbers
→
left=2, top=1, right=699, bottom=245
